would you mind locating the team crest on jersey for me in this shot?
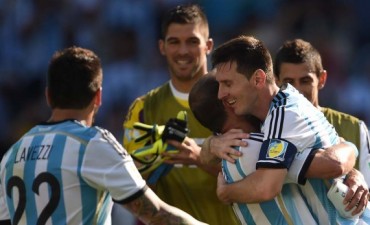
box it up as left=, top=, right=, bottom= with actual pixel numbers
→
left=266, top=139, right=288, bottom=161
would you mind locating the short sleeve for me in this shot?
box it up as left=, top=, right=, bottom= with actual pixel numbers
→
left=82, top=128, right=146, bottom=203
left=256, top=138, right=297, bottom=169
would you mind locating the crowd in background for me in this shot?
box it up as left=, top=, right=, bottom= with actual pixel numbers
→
left=1, top=0, right=370, bottom=156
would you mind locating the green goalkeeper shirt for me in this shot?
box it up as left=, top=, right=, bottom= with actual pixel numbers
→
left=123, top=82, right=239, bottom=225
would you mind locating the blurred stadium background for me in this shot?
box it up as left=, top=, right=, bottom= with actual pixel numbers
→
left=1, top=0, right=370, bottom=157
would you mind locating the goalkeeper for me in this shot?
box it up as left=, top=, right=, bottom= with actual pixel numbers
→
left=120, top=5, right=239, bottom=225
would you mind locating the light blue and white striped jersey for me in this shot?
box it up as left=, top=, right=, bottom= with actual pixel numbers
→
left=257, top=84, right=369, bottom=224
left=0, top=120, right=146, bottom=225
left=222, top=133, right=318, bottom=225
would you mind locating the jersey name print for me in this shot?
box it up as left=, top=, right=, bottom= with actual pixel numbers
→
left=0, top=119, right=146, bottom=225
left=14, top=144, right=53, bottom=163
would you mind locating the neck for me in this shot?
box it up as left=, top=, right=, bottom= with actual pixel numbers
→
left=48, top=108, right=94, bottom=126
left=170, top=78, right=198, bottom=93
left=256, top=83, right=280, bottom=121
left=170, top=69, right=207, bottom=93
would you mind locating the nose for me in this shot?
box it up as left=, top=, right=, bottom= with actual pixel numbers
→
left=218, top=85, right=227, bottom=100
left=178, top=43, right=189, bottom=55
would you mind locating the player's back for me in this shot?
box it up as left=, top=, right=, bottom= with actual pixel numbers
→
left=222, top=133, right=317, bottom=225
left=0, top=120, right=114, bottom=225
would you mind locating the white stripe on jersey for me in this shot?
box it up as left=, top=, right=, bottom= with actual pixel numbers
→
left=62, top=136, right=83, bottom=224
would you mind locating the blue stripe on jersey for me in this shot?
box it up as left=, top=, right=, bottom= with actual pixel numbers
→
left=222, top=160, right=234, bottom=183
left=259, top=201, right=287, bottom=224
left=281, top=185, right=303, bottom=224
left=236, top=203, right=256, bottom=225
left=24, top=135, right=43, bottom=223
left=49, top=134, right=67, bottom=225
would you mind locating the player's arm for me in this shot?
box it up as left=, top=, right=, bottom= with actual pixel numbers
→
left=163, top=137, right=221, bottom=176
left=217, top=135, right=296, bottom=204
left=305, top=141, right=357, bottom=179
left=86, top=130, right=208, bottom=225
left=342, top=168, right=369, bottom=215
left=199, top=136, right=221, bottom=165
left=217, top=168, right=287, bottom=204
left=121, top=187, right=207, bottom=225
left=201, top=129, right=249, bottom=164
left=305, top=141, right=369, bottom=214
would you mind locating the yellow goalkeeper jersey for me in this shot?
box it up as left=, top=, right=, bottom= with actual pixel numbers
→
left=321, top=107, right=363, bottom=168
left=123, top=82, right=239, bottom=225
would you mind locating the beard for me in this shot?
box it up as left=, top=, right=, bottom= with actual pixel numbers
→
left=168, top=64, right=203, bottom=82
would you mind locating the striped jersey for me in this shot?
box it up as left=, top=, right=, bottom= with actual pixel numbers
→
left=222, top=133, right=317, bottom=225
left=0, top=120, right=146, bottom=225
left=258, top=84, right=369, bottom=224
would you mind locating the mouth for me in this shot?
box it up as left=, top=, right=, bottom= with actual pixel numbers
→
left=226, top=98, right=236, bottom=106
left=177, top=60, right=190, bottom=65
left=223, top=98, right=236, bottom=107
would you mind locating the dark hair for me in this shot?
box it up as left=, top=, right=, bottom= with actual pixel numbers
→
left=189, top=74, right=226, bottom=133
left=47, top=46, right=102, bottom=109
left=211, top=35, right=274, bottom=83
left=274, top=39, right=323, bottom=79
left=161, top=4, right=209, bottom=39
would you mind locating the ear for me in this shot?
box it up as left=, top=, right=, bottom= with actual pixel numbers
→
left=94, top=88, right=102, bottom=107
left=158, top=39, right=165, bottom=55
left=253, top=69, right=267, bottom=88
left=206, top=38, right=214, bottom=55
left=318, top=70, right=327, bottom=89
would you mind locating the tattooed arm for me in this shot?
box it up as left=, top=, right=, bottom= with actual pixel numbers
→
left=123, top=187, right=207, bottom=225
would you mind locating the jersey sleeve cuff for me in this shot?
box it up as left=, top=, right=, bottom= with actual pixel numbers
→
left=112, top=185, right=149, bottom=204
left=297, top=149, right=317, bottom=185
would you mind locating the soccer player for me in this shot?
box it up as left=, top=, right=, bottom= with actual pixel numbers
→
left=189, top=73, right=367, bottom=224
left=210, top=35, right=369, bottom=224
left=273, top=38, right=370, bottom=186
left=123, top=4, right=238, bottom=225
left=0, top=46, right=207, bottom=225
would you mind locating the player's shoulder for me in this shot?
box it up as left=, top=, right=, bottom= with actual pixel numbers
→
left=91, top=126, right=128, bottom=156
left=141, top=82, right=170, bottom=99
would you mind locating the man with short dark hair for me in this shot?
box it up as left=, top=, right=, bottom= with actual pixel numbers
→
left=0, top=46, right=206, bottom=225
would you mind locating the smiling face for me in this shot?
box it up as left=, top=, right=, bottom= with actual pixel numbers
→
left=276, top=62, right=327, bottom=107
left=215, top=61, right=258, bottom=117
left=159, top=23, right=213, bottom=85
